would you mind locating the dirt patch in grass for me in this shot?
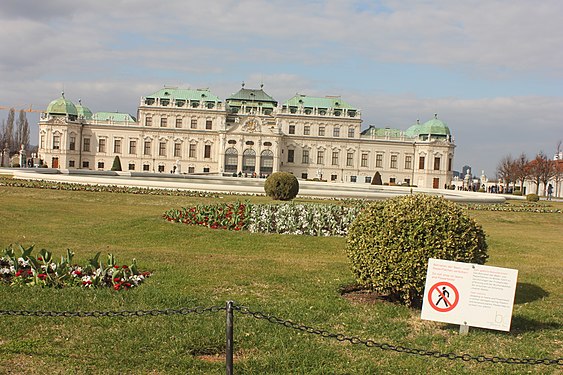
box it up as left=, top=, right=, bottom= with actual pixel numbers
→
left=339, top=283, right=392, bottom=304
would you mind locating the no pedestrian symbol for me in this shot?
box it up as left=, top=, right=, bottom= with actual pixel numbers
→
left=428, top=282, right=459, bottom=312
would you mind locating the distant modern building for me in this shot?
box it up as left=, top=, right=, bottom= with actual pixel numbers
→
left=38, top=84, right=455, bottom=188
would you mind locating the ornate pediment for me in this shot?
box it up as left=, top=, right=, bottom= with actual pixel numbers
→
left=241, top=117, right=261, bottom=133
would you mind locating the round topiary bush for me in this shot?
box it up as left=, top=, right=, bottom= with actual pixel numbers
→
left=264, top=172, right=299, bottom=201
left=345, top=194, right=488, bottom=307
left=526, top=193, right=539, bottom=202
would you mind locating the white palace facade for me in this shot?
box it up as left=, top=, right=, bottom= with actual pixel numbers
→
left=38, top=85, right=455, bottom=188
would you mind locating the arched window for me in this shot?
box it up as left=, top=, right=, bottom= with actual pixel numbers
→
left=242, top=149, right=256, bottom=173
left=224, top=147, right=238, bottom=173
left=260, top=150, right=274, bottom=174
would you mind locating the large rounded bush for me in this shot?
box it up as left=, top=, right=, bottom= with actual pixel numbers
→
left=345, top=194, right=488, bottom=307
left=526, top=193, right=539, bottom=202
left=264, top=172, right=299, bottom=201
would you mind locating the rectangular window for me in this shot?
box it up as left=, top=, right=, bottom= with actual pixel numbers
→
left=68, top=160, right=75, bottom=168
left=333, top=127, right=340, bottom=137
left=365, top=176, right=372, bottom=183
left=205, top=120, right=212, bottom=130
left=318, top=126, right=325, bottom=136
left=331, top=174, right=337, bottom=181
left=144, top=141, right=151, bottom=155
left=69, top=136, right=76, bottom=151
left=159, top=142, right=166, bottom=156
left=158, top=165, right=165, bottom=172
left=83, top=138, right=90, bottom=152
left=303, top=126, right=310, bottom=135
left=405, top=155, right=412, bottom=169
left=448, top=158, right=452, bottom=172
left=350, top=176, right=357, bottom=182
left=40, top=135, right=45, bottom=149
left=301, top=173, right=308, bottom=179
left=98, top=139, right=106, bottom=153
left=145, top=115, right=152, bottom=126
left=289, top=125, right=295, bottom=134
left=348, top=127, right=355, bottom=138
left=175, top=117, right=182, bottom=128
left=143, top=164, right=150, bottom=171
left=361, top=153, right=368, bottom=167
left=191, top=118, right=197, bottom=129
left=97, top=162, right=104, bottom=169
left=390, top=177, right=396, bottom=184
left=390, top=154, right=398, bottom=169
left=129, top=140, right=136, bottom=155
left=287, top=149, right=295, bottom=163
left=174, top=143, right=181, bottom=157
left=160, top=117, right=167, bottom=127
left=376, top=153, right=383, bottom=168
left=114, top=139, right=121, bottom=154
left=52, top=135, right=60, bottom=150
left=346, top=152, right=354, bottom=167
left=82, top=161, right=89, bottom=168
left=203, top=167, right=210, bottom=173
left=189, top=144, right=196, bottom=158
left=332, top=151, right=339, bottom=166
left=302, top=150, right=309, bottom=164
left=128, top=163, right=135, bottom=171
left=317, top=150, right=324, bottom=164
left=204, top=144, right=211, bottom=158
left=188, top=166, right=195, bottom=173
left=434, top=157, right=441, bottom=171
left=419, top=156, right=425, bottom=170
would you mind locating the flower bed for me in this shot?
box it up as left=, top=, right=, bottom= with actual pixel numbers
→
left=164, top=201, right=365, bottom=236
left=1, top=244, right=151, bottom=290
left=462, top=202, right=562, bottom=213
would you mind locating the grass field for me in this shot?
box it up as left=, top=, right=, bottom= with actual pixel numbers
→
left=0, top=184, right=561, bottom=374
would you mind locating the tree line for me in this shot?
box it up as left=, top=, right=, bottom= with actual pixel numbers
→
left=497, top=141, right=562, bottom=196
left=1, top=108, right=31, bottom=155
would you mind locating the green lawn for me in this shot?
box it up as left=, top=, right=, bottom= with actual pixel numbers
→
left=0, top=185, right=561, bottom=374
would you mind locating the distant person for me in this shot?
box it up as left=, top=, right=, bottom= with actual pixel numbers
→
left=547, top=184, right=553, bottom=200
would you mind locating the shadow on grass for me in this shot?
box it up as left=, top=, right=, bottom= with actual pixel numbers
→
left=509, top=315, right=562, bottom=334
left=514, top=282, right=549, bottom=304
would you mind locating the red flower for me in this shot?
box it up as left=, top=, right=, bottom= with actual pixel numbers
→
left=82, top=280, right=92, bottom=285
left=37, top=256, right=43, bottom=261
left=122, top=265, right=128, bottom=269
left=113, top=265, right=119, bottom=269
left=38, top=273, right=47, bottom=280
left=113, top=277, right=120, bottom=282
left=113, top=284, right=121, bottom=290
left=15, top=270, right=22, bottom=277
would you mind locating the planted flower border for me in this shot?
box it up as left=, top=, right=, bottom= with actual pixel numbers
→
left=1, top=244, right=151, bottom=290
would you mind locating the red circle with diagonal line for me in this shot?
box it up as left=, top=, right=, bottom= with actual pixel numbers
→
left=428, top=281, right=459, bottom=312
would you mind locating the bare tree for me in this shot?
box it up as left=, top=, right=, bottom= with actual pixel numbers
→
left=15, top=110, right=30, bottom=150
left=513, top=153, right=530, bottom=193
left=496, top=155, right=516, bottom=190
left=528, top=151, right=556, bottom=195
left=554, top=140, right=562, bottom=198
left=5, top=108, right=15, bottom=154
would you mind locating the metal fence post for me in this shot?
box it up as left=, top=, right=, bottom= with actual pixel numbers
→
left=226, top=300, right=234, bottom=375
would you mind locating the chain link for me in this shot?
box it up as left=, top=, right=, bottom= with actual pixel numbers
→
left=0, top=305, right=226, bottom=318
left=233, top=304, right=563, bottom=366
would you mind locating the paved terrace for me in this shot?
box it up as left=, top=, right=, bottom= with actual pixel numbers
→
left=2, top=168, right=508, bottom=203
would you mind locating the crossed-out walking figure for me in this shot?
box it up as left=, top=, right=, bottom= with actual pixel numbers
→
left=436, top=286, right=450, bottom=307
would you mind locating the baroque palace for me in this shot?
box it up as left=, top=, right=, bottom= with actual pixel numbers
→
left=38, top=84, right=455, bottom=188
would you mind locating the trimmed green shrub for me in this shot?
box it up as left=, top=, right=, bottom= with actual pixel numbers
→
left=264, top=172, right=299, bottom=201
left=526, top=193, right=539, bottom=202
left=371, top=171, right=382, bottom=185
left=345, top=194, right=488, bottom=307
left=111, top=156, right=122, bottom=171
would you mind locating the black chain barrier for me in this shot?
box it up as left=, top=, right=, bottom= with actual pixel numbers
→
left=233, top=304, right=563, bottom=367
left=1, top=303, right=562, bottom=367
left=0, top=305, right=226, bottom=318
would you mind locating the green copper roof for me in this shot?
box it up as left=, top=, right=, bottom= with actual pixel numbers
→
left=284, top=94, right=356, bottom=110
left=75, top=100, right=93, bottom=120
left=93, top=112, right=137, bottom=123
left=46, top=94, right=78, bottom=116
left=405, top=115, right=451, bottom=139
left=227, top=87, right=277, bottom=104
left=361, top=125, right=403, bottom=137
left=145, top=88, right=221, bottom=102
